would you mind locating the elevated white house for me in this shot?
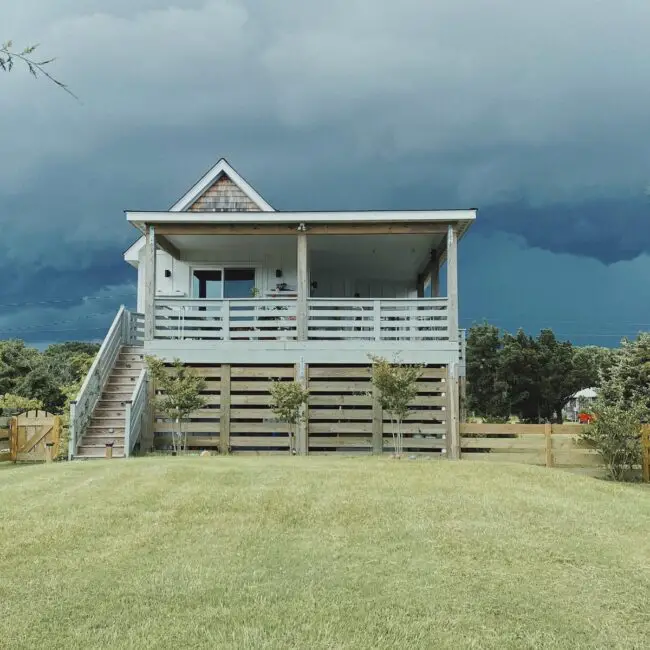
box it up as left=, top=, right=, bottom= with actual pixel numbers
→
left=70, top=159, right=476, bottom=459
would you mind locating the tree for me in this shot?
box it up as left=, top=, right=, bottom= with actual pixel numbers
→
left=573, top=345, right=618, bottom=386
left=0, top=393, right=43, bottom=413
left=498, top=329, right=543, bottom=422
left=370, top=355, right=422, bottom=458
left=466, top=324, right=608, bottom=423
left=1, top=41, right=75, bottom=97
left=0, top=340, right=40, bottom=396
left=14, top=366, right=65, bottom=413
left=42, top=342, right=99, bottom=388
left=597, top=333, right=650, bottom=411
left=466, top=322, right=510, bottom=422
left=269, top=380, right=309, bottom=455
left=146, top=357, right=206, bottom=454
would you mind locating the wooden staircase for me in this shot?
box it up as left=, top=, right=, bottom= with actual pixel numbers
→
left=75, top=346, right=145, bottom=459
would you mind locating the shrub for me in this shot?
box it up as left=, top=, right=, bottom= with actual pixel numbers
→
left=582, top=401, right=645, bottom=481
left=269, top=380, right=309, bottom=455
left=370, top=355, right=422, bottom=458
left=146, top=357, right=206, bottom=454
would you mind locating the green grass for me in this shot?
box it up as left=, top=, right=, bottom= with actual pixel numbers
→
left=1, top=458, right=649, bottom=649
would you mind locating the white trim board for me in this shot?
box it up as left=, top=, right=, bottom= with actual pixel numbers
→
left=127, top=209, right=476, bottom=227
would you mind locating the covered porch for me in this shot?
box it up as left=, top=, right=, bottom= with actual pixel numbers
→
left=127, top=210, right=474, bottom=364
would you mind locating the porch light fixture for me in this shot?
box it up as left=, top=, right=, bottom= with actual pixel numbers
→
left=275, top=269, right=283, bottom=278
left=164, top=270, right=172, bottom=278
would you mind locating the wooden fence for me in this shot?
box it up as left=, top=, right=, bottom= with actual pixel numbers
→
left=461, top=422, right=650, bottom=481
left=0, top=416, right=10, bottom=462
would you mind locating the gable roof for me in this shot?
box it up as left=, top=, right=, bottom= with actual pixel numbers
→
left=169, top=158, right=274, bottom=212
left=124, top=158, right=274, bottom=266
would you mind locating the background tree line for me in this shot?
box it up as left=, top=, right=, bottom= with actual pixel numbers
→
left=0, top=340, right=99, bottom=414
left=465, top=323, right=618, bottom=423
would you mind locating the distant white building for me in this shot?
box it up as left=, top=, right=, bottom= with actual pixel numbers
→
left=564, top=387, right=598, bottom=422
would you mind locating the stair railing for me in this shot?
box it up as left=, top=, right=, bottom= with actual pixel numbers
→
left=124, top=369, right=148, bottom=457
left=69, top=306, right=131, bottom=459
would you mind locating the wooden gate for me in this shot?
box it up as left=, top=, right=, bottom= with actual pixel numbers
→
left=9, top=411, right=62, bottom=462
left=0, top=416, right=10, bottom=462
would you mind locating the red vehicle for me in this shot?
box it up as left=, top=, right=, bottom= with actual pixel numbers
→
left=578, top=412, right=594, bottom=424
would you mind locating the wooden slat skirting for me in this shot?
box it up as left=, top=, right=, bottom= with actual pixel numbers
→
left=152, top=362, right=451, bottom=456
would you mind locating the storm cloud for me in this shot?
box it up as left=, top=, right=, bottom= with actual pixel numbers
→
left=2, top=0, right=650, bottom=342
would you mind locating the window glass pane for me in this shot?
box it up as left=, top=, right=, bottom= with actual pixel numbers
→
left=192, top=270, right=222, bottom=299
left=224, top=269, right=255, bottom=298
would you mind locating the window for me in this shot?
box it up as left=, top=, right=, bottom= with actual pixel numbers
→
left=224, top=269, right=255, bottom=298
left=192, top=270, right=222, bottom=299
left=192, top=268, right=256, bottom=299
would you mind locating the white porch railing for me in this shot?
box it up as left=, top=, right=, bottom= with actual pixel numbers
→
left=154, top=298, right=298, bottom=341
left=124, top=368, right=148, bottom=457
left=153, top=297, right=450, bottom=343
left=69, top=306, right=143, bottom=459
left=307, top=298, right=449, bottom=341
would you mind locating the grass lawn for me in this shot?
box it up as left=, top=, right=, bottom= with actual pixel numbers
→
left=1, top=458, right=649, bottom=649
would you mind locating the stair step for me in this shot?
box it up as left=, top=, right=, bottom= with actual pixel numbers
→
left=96, top=401, right=129, bottom=411
left=101, top=390, right=132, bottom=399
left=111, top=367, right=142, bottom=378
left=106, top=381, right=137, bottom=391
left=83, top=432, right=125, bottom=441
left=75, top=450, right=125, bottom=459
left=79, top=434, right=124, bottom=447
left=118, top=354, right=145, bottom=363
left=94, top=408, right=126, bottom=417
left=86, top=427, right=125, bottom=435
left=113, top=358, right=144, bottom=370
left=90, top=418, right=126, bottom=427
left=81, top=437, right=125, bottom=447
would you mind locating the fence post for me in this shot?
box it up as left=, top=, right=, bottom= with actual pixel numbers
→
left=447, top=363, right=460, bottom=460
left=68, top=402, right=77, bottom=460
left=372, top=383, right=383, bottom=455
left=642, top=426, right=650, bottom=484
left=9, top=416, right=17, bottom=463
left=124, top=402, right=133, bottom=459
left=296, top=358, right=309, bottom=455
left=545, top=422, right=554, bottom=468
left=220, top=364, right=231, bottom=455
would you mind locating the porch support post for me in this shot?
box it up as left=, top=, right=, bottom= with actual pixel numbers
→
left=446, top=225, right=458, bottom=342
left=144, top=225, right=157, bottom=342
left=296, top=358, right=309, bottom=455
left=220, top=364, right=231, bottom=455
left=416, top=274, right=425, bottom=298
left=432, top=263, right=440, bottom=298
left=296, top=232, right=309, bottom=341
left=447, top=362, right=461, bottom=460
left=419, top=250, right=439, bottom=297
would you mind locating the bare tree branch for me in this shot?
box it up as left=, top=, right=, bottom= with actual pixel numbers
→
left=1, top=41, right=78, bottom=100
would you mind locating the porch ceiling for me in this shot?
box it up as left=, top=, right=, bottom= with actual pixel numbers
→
left=164, top=233, right=442, bottom=280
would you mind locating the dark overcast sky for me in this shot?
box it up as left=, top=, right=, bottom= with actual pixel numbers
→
left=2, top=0, right=650, bottom=347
